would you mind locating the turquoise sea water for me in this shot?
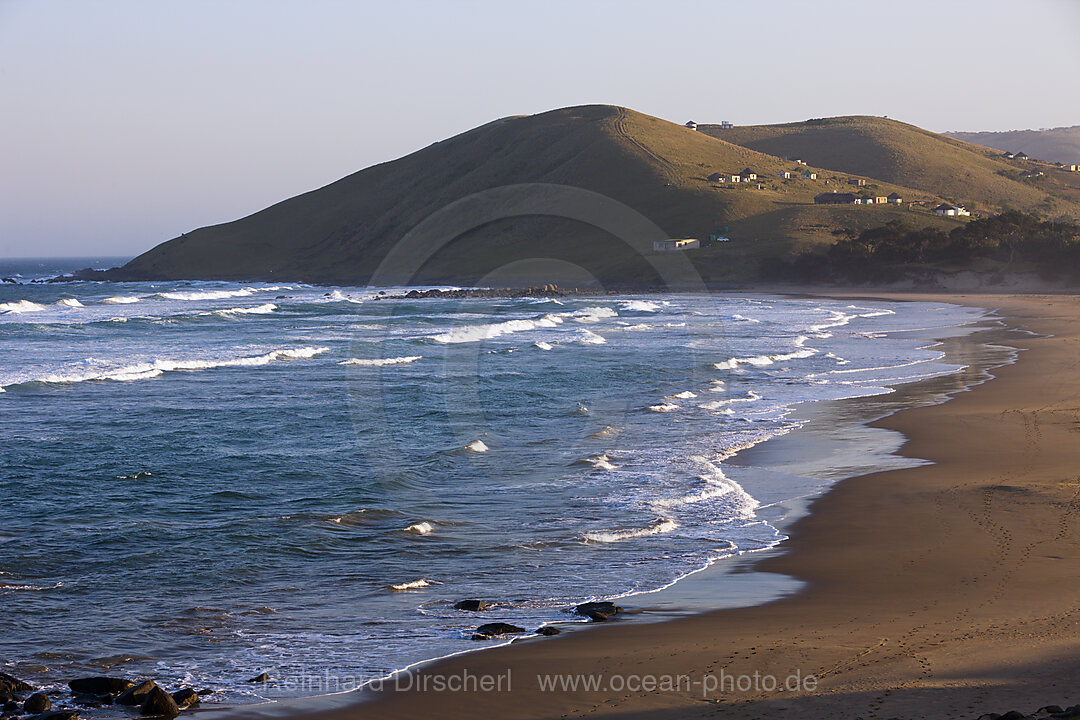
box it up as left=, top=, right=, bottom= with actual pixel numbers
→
left=0, top=258, right=985, bottom=705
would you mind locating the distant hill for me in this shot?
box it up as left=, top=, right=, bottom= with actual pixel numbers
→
left=109, top=106, right=1080, bottom=286
left=699, top=116, right=1080, bottom=218
left=943, top=126, right=1080, bottom=165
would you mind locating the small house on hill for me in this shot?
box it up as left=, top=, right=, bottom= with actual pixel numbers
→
left=1016, top=151, right=1030, bottom=160
left=792, top=158, right=808, bottom=165
left=887, top=192, right=903, bottom=204
left=707, top=172, right=724, bottom=182
left=849, top=178, right=867, bottom=187
left=778, top=170, right=792, bottom=179
left=739, top=168, right=757, bottom=181
left=1003, top=151, right=1017, bottom=159
left=801, top=170, right=817, bottom=180
left=934, top=203, right=970, bottom=217
left=814, top=192, right=856, bottom=205
left=654, top=238, right=700, bottom=253
left=1067, top=164, right=1079, bottom=172
left=1020, top=169, right=1045, bottom=178
left=720, top=121, right=733, bottom=129
left=727, top=174, right=742, bottom=183
left=685, top=121, right=698, bottom=130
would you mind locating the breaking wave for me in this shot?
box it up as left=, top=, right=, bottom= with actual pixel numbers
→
left=1, top=346, right=330, bottom=390
left=584, top=519, right=677, bottom=543
left=0, top=300, right=46, bottom=314
left=214, top=304, right=277, bottom=316
left=339, top=356, right=422, bottom=367
left=103, top=296, right=141, bottom=304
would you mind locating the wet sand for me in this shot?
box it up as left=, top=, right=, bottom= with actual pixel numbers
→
left=214, top=293, right=1080, bottom=720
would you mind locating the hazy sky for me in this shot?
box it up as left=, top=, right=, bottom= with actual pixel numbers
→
left=2, top=0, right=1078, bottom=258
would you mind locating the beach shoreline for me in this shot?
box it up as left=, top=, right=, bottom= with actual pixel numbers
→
left=194, top=291, right=1080, bottom=720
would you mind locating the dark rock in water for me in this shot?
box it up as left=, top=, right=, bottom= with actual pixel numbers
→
left=195, top=689, right=214, bottom=697
left=454, top=600, right=491, bottom=612
left=140, top=687, right=179, bottom=718
left=574, top=601, right=621, bottom=621
left=0, top=672, right=33, bottom=698
left=30, top=711, right=80, bottom=720
left=1, top=278, right=16, bottom=284
left=536, top=627, right=561, bottom=636
left=24, top=693, right=51, bottom=714
left=247, top=673, right=270, bottom=683
left=117, top=680, right=157, bottom=706
left=996, top=713, right=1025, bottom=720
left=1037, top=706, right=1065, bottom=715
left=2, top=701, right=18, bottom=712
left=68, top=678, right=133, bottom=695
left=170, top=689, right=199, bottom=709
left=472, top=623, right=526, bottom=640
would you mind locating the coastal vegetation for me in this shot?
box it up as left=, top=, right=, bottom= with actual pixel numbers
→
left=760, top=211, right=1080, bottom=283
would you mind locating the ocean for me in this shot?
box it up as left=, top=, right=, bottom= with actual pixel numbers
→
left=0, top=257, right=987, bottom=706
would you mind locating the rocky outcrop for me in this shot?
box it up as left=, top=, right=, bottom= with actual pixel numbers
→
left=139, top=687, right=179, bottom=717
left=68, top=678, right=134, bottom=696
left=0, top=672, right=33, bottom=701
left=116, top=680, right=158, bottom=706
left=471, top=623, right=526, bottom=640
left=170, top=689, right=199, bottom=710
left=454, top=600, right=492, bottom=611
left=574, top=601, right=622, bottom=621
left=24, top=693, right=51, bottom=714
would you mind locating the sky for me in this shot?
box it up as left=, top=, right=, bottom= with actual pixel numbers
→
left=1, top=0, right=1078, bottom=258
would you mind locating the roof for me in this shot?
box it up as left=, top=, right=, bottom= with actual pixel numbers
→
left=739, top=167, right=756, bottom=174
left=887, top=192, right=902, bottom=198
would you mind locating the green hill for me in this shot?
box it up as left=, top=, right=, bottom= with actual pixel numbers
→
left=110, top=106, right=1080, bottom=286
left=944, top=126, right=1080, bottom=165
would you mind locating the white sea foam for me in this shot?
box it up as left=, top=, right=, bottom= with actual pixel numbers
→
left=431, top=314, right=564, bottom=343
left=579, top=453, right=617, bottom=470
left=466, top=440, right=489, bottom=453
left=706, top=380, right=726, bottom=392
left=403, top=522, right=435, bottom=535
left=713, top=337, right=817, bottom=370
left=731, top=314, right=761, bottom=323
left=215, top=303, right=277, bottom=316
left=534, top=341, right=554, bottom=351
left=574, top=329, right=607, bottom=345
left=103, top=296, right=141, bottom=304
left=647, top=402, right=679, bottom=412
left=328, top=290, right=363, bottom=304
left=429, top=306, right=616, bottom=344
left=584, top=518, right=677, bottom=543
left=58, top=298, right=84, bottom=308
left=390, top=579, right=432, bottom=590
left=700, top=390, right=762, bottom=411
left=158, top=289, right=255, bottom=300
left=620, top=300, right=661, bottom=312
left=339, top=356, right=422, bottom=367
left=568, top=307, right=618, bottom=323
left=2, top=346, right=330, bottom=390
left=0, top=300, right=46, bottom=314
left=622, top=324, right=651, bottom=331
left=652, top=458, right=760, bottom=520
left=670, top=391, right=697, bottom=399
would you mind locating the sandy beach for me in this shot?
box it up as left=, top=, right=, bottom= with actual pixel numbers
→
left=210, top=292, right=1080, bottom=720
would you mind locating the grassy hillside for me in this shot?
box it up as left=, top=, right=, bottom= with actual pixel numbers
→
left=700, top=116, right=1080, bottom=220
left=945, top=126, right=1080, bottom=165
left=114, top=106, right=1080, bottom=286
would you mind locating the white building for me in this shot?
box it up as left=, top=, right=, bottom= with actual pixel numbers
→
left=653, top=238, right=701, bottom=253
